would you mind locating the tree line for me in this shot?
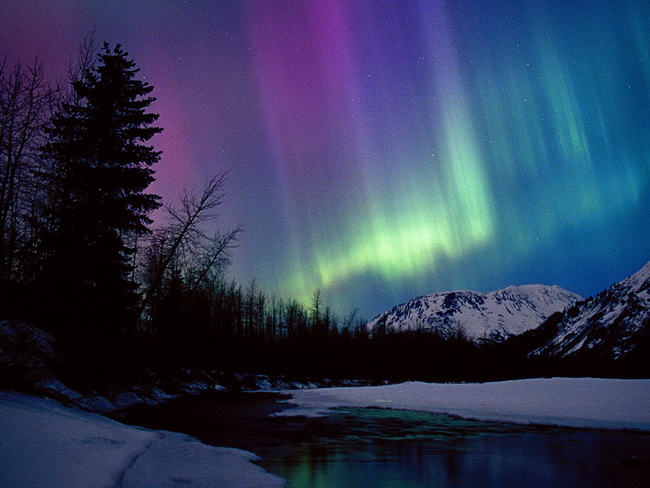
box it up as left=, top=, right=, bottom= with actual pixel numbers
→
left=1, top=41, right=500, bottom=388
left=0, top=41, right=374, bottom=386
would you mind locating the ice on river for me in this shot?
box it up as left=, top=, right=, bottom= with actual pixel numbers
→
left=280, top=378, right=650, bottom=431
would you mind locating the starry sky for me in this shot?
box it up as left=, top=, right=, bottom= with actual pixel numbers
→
left=2, top=0, right=649, bottom=319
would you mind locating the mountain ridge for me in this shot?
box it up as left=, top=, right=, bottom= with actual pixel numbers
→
left=530, top=260, right=650, bottom=360
left=368, top=284, right=582, bottom=341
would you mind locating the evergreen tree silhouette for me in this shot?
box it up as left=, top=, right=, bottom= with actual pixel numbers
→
left=43, top=43, right=161, bottom=337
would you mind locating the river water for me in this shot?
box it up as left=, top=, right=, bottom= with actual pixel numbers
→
left=118, top=391, right=650, bottom=488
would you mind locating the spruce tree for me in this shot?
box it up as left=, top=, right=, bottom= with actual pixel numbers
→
left=42, top=43, right=161, bottom=336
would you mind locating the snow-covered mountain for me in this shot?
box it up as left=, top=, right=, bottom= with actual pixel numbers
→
left=368, top=285, right=582, bottom=341
left=531, top=261, right=650, bottom=360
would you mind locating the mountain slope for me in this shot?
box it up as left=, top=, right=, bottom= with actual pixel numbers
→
left=368, top=285, right=582, bottom=341
left=531, top=261, right=650, bottom=360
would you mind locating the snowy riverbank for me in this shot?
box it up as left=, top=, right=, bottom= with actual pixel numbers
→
left=280, top=378, right=650, bottom=431
left=2, top=378, right=650, bottom=487
left=0, top=392, right=285, bottom=488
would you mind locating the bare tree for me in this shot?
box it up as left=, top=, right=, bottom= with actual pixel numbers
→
left=0, top=58, right=58, bottom=284
left=139, top=172, right=240, bottom=326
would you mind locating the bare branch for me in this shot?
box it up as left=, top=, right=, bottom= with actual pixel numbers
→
left=138, top=171, right=240, bottom=321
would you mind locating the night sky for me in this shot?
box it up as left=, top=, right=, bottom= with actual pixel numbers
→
left=2, top=0, right=649, bottom=318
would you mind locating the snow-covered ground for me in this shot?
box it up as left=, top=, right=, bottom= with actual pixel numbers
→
left=279, top=378, right=650, bottom=431
left=0, top=392, right=285, bottom=488
left=3, top=378, right=649, bottom=487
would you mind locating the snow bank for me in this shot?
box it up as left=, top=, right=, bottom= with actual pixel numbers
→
left=281, top=378, right=650, bottom=431
left=0, top=392, right=285, bottom=488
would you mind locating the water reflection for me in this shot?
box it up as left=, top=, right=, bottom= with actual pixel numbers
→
left=262, top=408, right=650, bottom=488
left=119, top=393, right=650, bottom=488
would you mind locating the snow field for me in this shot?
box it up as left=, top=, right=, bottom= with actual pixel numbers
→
left=0, top=392, right=285, bottom=488
left=280, top=378, right=650, bottom=431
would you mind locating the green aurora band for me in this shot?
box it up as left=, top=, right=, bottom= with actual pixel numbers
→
left=250, top=0, right=649, bottom=315
left=3, top=0, right=646, bottom=317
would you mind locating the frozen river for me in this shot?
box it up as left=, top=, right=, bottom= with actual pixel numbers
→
left=119, top=391, right=650, bottom=488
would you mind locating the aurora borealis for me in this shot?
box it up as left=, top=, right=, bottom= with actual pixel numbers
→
left=2, top=0, right=649, bottom=318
